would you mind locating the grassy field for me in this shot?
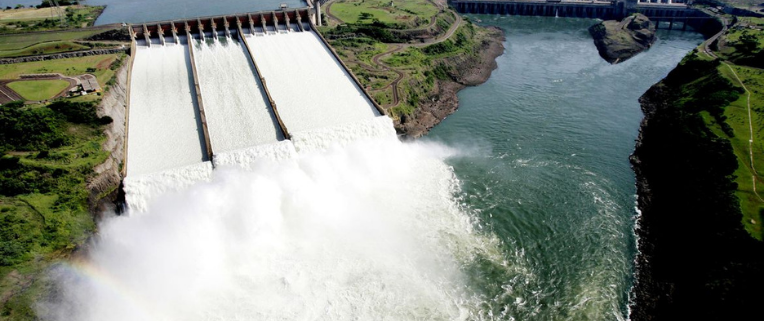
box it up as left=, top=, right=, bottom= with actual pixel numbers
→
left=0, top=28, right=103, bottom=52
left=0, top=6, right=70, bottom=21
left=330, top=0, right=439, bottom=26
left=0, top=54, right=120, bottom=87
left=0, top=5, right=103, bottom=33
left=7, top=79, right=70, bottom=101
left=713, top=64, right=764, bottom=239
left=0, top=40, right=89, bottom=58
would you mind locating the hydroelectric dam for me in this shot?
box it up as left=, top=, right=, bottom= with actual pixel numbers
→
left=122, top=7, right=389, bottom=210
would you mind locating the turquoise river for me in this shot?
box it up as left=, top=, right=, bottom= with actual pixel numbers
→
left=427, top=16, right=703, bottom=320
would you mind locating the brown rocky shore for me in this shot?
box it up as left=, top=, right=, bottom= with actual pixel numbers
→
left=589, top=13, right=656, bottom=64
left=395, top=26, right=505, bottom=137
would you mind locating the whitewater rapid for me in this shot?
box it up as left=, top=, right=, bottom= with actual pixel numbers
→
left=43, top=117, right=507, bottom=321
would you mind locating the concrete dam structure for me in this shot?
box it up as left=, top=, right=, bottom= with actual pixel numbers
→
left=450, top=0, right=713, bottom=30
left=123, top=8, right=388, bottom=210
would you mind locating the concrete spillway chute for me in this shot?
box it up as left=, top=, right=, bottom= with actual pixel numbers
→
left=142, top=24, right=151, bottom=47
left=272, top=12, right=284, bottom=33
left=197, top=19, right=206, bottom=42
left=295, top=10, right=305, bottom=32
left=223, top=18, right=232, bottom=39
left=129, top=24, right=136, bottom=42
left=210, top=18, right=218, bottom=41
left=171, top=25, right=180, bottom=44
left=184, top=21, right=191, bottom=41
left=248, top=13, right=255, bottom=35
left=156, top=24, right=166, bottom=46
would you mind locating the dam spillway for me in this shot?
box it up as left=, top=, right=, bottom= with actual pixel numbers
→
left=123, top=9, right=389, bottom=210
left=244, top=30, right=380, bottom=134
left=192, top=37, right=284, bottom=153
left=127, top=37, right=208, bottom=177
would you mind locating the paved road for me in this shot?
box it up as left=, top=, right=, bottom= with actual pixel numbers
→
left=699, top=8, right=728, bottom=59
left=0, top=80, right=24, bottom=104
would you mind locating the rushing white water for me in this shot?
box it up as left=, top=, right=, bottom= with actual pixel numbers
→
left=42, top=117, right=507, bottom=321
left=122, top=161, right=213, bottom=213
left=193, top=37, right=283, bottom=152
left=127, top=41, right=207, bottom=176
left=245, top=31, right=379, bottom=134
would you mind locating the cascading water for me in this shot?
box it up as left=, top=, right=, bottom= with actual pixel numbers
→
left=41, top=117, right=516, bottom=321
left=40, top=13, right=706, bottom=321
left=244, top=31, right=379, bottom=133
left=126, top=40, right=208, bottom=177
left=192, top=36, right=283, bottom=152
left=124, top=38, right=214, bottom=212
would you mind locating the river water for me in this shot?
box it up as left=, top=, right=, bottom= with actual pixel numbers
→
left=34, top=5, right=706, bottom=320
left=82, top=0, right=306, bottom=25
left=425, top=15, right=703, bottom=319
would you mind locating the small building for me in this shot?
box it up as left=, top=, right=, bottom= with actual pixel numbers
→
left=78, top=74, right=102, bottom=93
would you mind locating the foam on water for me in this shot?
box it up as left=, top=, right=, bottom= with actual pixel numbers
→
left=127, top=43, right=207, bottom=176
left=291, top=116, right=398, bottom=153
left=244, top=31, right=379, bottom=133
left=42, top=117, right=512, bottom=321
left=123, top=161, right=213, bottom=213
left=212, top=140, right=297, bottom=170
left=193, top=37, right=283, bottom=152
left=211, top=116, right=395, bottom=171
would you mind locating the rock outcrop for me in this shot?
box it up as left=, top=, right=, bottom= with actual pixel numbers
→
left=87, top=63, right=127, bottom=215
left=589, top=13, right=656, bottom=64
left=396, top=26, right=505, bottom=137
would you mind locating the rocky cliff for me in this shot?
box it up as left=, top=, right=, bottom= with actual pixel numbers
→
left=629, top=57, right=764, bottom=321
left=87, top=63, right=127, bottom=215
left=397, top=26, right=505, bottom=137
left=589, top=14, right=656, bottom=64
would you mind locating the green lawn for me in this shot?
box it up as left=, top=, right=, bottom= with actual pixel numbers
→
left=0, top=41, right=89, bottom=58
left=0, top=54, right=119, bottom=87
left=0, top=28, right=103, bottom=51
left=7, top=79, right=70, bottom=101
left=708, top=63, right=764, bottom=239
left=330, top=0, right=439, bottom=26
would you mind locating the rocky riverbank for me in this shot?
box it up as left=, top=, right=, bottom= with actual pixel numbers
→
left=589, top=14, right=655, bottom=64
left=629, top=57, right=764, bottom=320
left=87, top=63, right=127, bottom=216
left=396, top=26, right=505, bottom=137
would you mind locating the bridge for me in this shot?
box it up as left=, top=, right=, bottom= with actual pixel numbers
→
left=449, top=0, right=715, bottom=31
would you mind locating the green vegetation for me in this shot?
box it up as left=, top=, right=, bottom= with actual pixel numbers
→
left=0, top=40, right=89, bottom=58
left=632, top=46, right=764, bottom=320
left=0, top=98, right=111, bottom=319
left=0, top=5, right=103, bottom=34
left=330, top=0, right=438, bottom=27
left=0, top=28, right=107, bottom=58
left=694, top=18, right=764, bottom=238
left=7, top=79, right=70, bottom=101
left=707, top=64, right=764, bottom=238
left=381, top=24, right=477, bottom=117
left=0, top=54, right=121, bottom=88
left=324, top=4, right=493, bottom=130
